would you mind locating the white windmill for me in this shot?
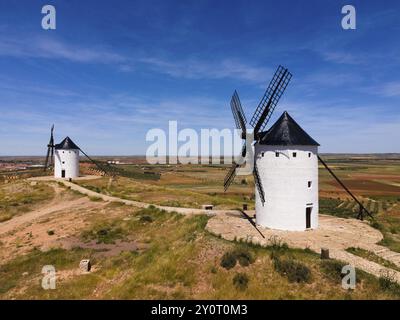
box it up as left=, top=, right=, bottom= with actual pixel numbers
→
left=224, top=65, right=372, bottom=231
left=43, top=126, right=80, bottom=179
left=43, top=125, right=158, bottom=181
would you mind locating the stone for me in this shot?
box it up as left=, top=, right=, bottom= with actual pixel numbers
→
left=321, top=247, right=330, bottom=259
left=79, top=259, right=91, bottom=272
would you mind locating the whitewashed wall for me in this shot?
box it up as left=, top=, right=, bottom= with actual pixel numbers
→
left=254, top=144, right=318, bottom=231
left=54, top=149, right=80, bottom=179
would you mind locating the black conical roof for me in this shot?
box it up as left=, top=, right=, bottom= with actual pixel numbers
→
left=55, top=136, right=80, bottom=150
left=258, top=111, right=319, bottom=146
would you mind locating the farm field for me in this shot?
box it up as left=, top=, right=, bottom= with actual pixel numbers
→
left=0, top=154, right=400, bottom=299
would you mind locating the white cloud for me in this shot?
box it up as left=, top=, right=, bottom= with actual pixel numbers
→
left=378, top=82, right=400, bottom=97
left=322, top=51, right=364, bottom=65
left=0, top=34, right=126, bottom=64
left=140, top=57, right=272, bottom=83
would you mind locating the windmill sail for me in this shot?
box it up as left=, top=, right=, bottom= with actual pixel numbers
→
left=223, top=163, right=238, bottom=191
left=250, top=65, right=292, bottom=135
left=253, top=162, right=265, bottom=204
left=230, top=90, right=247, bottom=137
left=44, top=124, right=55, bottom=170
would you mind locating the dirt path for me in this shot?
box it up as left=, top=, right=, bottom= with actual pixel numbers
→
left=206, top=212, right=400, bottom=283
left=29, top=176, right=236, bottom=216
left=0, top=182, right=108, bottom=264
left=0, top=183, right=102, bottom=236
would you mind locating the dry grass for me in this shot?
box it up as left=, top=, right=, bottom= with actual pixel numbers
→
left=0, top=181, right=55, bottom=222
left=1, top=203, right=400, bottom=300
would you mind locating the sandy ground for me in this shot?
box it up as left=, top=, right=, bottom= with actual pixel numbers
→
left=0, top=182, right=107, bottom=263
left=206, top=212, right=400, bottom=282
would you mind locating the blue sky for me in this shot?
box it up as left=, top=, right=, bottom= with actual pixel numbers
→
left=0, top=0, right=399, bottom=155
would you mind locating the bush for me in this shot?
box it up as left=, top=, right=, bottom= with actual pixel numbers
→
left=379, top=271, right=400, bottom=295
left=320, top=260, right=347, bottom=282
left=371, top=221, right=384, bottom=231
left=269, top=235, right=289, bottom=252
left=233, top=248, right=254, bottom=267
left=273, top=257, right=311, bottom=283
left=89, top=196, right=102, bottom=202
left=220, top=248, right=254, bottom=269
left=233, top=273, right=249, bottom=290
left=139, top=215, right=153, bottom=223
left=47, top=230, right=55, bottom=236
left=220, top=252, right=237, bottom=270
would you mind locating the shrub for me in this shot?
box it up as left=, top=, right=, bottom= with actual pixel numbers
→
left=233, top=273, right=249, bottom=290
left=273, top=257, right=311, bottom=283
left=220, top=252, right=237, bottom=270
left=379, top=271, right=400, bottom=295
left=139, top=215, right=153, bottom=223
left=47, top=230, right=55, bottom=236
left=320, top=260, right=347, bottom=282
left=269, top=235, right=289, bottom=251
left=81, top=225, right=125, bottom=244
left=371, top=221, right=384, bottom=231
left=233, top=248, right=254, bottom=267
left=220, top=248, right=254, bottom=269
left=89, top=196, right=102, bottom=202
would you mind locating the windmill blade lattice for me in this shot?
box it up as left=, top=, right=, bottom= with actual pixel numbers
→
left=253, top=162, right=265, bottom=204
left=230, top=90, right=247, bottom=137
left=250, top=65, right=292, bottom=135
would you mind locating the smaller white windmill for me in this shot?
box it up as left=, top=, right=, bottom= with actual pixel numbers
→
left=44, top=126, right=80, bottom=179
left=43, top=125, right=158, bottom=181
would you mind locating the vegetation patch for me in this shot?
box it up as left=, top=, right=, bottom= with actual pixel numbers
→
left=81, top=223, right=126, bottom=244
left=0, top=182, right=55, bottom=221
left=320, top=259, right=348, bottom=282
left=273, top=256, right=311, bottom=283
left=319, top=198, right=356, bottom=218
left=379, top=271, right=400, bottom=295
left=233, top=273, right=249, bottom=290
left=346, top=247, right=400, bottom=272
left=220, top=248, right=254, bottom=270
left=0, top=247, right=96, bottom=296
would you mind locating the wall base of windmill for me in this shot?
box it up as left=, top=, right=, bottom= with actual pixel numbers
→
left=255, top=209, right=319, bottom=231
left=54, top=149, right=80, bottom=179
left=54, top=170, right=80, bottom=179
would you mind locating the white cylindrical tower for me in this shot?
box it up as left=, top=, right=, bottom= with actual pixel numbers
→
left=255, top=111, right=319, bottom=231
left=54, top=137, right=80, bottom=179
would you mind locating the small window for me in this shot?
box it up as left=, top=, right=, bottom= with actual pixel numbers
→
left=308, top=152, right=311, bottom=158
left=293, top=152, right=297, bottom=157
left=275, top=152, right=279, bottom=157
left=308, top=181, right=312, bottom=188
left=261, top=152, right=264, bottom=157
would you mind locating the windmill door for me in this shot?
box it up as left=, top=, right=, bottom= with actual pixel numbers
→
left=306, top=207, right=312, bottom=229
left=61, top=170, right=66, bottom=178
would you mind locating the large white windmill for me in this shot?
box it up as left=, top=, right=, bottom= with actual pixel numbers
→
left=224, top=65, right=372, bottom=231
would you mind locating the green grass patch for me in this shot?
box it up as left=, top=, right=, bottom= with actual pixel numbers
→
left=346, top=247, right=400, bottom=272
